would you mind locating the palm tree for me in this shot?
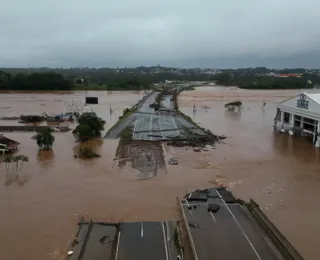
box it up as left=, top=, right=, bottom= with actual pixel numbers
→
left=3, top=155, right=13, bottom=172
left=36, top=127, right=55, bottom=150
left=12, top=155, right=19, bottom=172
left=18, top=155, right=29, bottom=170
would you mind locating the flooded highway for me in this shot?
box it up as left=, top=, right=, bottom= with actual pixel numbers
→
left=0, top=88, right=320, bottom=259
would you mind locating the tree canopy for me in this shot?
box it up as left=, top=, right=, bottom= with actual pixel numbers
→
left=0, top=71, right=73, bottom=90
left=36, top=128, right=55, bottom=150
left=73, top=112, right=106, bottom=141
left=213, top=72, right=315, bottom=89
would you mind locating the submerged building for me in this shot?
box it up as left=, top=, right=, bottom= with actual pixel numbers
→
left=275, top=92, right=320, bottom=147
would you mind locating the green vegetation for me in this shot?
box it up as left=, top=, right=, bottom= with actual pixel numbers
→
left=2, top=66, right=320, bottom=91
left=120, top=127, right=132, bottom=140
left=3, top=155, right=29, bottom=173
left=36, top=127, right=55, bottom=150
left=173, top=227, right=183, bottom=252
left=0, top=71, right=72, bottom=90
left=73, top=112, right=106, bottom=141
left=213, top=72, right=315, bottom=89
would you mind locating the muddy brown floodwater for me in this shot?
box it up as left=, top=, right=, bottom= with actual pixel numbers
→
left=0, top=88, right=319, bottom=260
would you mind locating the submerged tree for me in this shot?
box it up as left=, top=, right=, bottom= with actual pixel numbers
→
left=224, top=101, right=242, bottom=111
left=72, top=112, right=105, bottom=141
left=3, top=154, right=29, bottom=173
left=36, top=127, right=55, bottom=150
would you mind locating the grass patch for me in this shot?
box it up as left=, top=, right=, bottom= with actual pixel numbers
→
left=104, top=105, right=138, bottom=137
left=173, top=226, right=183, bottom=252
left=120, top=126, right=132, bottom=140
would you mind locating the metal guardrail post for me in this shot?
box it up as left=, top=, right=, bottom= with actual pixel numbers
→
left=177, top=197, right=199, bottom=260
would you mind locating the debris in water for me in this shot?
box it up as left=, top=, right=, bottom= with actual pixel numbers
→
left=168, top=158, right=179, bottom=165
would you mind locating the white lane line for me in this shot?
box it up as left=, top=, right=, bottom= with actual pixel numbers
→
left=216, top=191, right=262, bottom=260
left=149, top=114, right=153, bottom=141
left=159, top=114, right=165, bottom=139
left=181, top=202, right=241, bottom=206
left=141, top=222, right=144, bottom=238
left=162, top=222, right=170, bottom=260
left=115, top=231, right=121, bottom=260
left=132, top=116, right=139, bottom=139
left=209, top=211, right=216, bottom=222
left=170, top=115, right=180, bottom=136
left=184, top=199, right=192, bottom=215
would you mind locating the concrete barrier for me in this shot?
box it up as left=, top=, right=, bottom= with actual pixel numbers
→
left=177, top=197, right=198, bottom=260
left=247, top=199, right=304, bottom=260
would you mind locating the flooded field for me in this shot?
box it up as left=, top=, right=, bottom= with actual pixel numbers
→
left=0, top=88, right=320, bottom=260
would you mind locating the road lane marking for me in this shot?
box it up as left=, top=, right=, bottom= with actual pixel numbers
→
left=166, top=221, right=173, bottom=260
left=185, top=200, right=192, bottom=215
left=141, top=222, right=144, bottom=238
left=216, top=190, right=262, bottom=260
left=132, top=116, right=139, bottom=139
left=209, top=211, right=216, bottom=222
left=159, top=114, right=165, bottom=139
left=115, top=231, right=121, bottom=260
left=181, top=202, right=241, bottom=206
left=162, top=222, right=170, bottom=260
left=149, top=114, right=153, bottom=141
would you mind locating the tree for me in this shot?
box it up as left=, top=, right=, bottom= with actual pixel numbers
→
left=3, top=154, right=29, bottom=173
left=36, top=127, right=55, bottom=150
left=72, top=112, right=105, bottom=141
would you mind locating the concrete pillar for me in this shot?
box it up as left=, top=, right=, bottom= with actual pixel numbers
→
left=300, top=117, right=304, bottom=128
left=316, top=121, right=320, bottom=148
left=280, top=111, right=284, bottom=130
left=280, top=111, right=284, bottom=124
left=289, top=113, right=294, bottom=128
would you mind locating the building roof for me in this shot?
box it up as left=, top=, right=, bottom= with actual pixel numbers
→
left=306, top=93, right=320, bottom=104
left=0, top=135, right=20, bottom=149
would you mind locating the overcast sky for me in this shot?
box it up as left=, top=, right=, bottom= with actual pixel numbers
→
left=1, top=0, right=319, bottom=68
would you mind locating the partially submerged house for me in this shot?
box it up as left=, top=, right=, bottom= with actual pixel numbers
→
left=275, top=92, right=320, bottom=147
left=0, top=135, right=20, bottom=154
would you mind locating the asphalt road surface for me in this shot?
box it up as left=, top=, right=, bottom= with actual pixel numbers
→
left=70, top=221, right=179, bottom=260
left=132, top=92, right=181, bottom=141
left=116, top=222, right=172, bottom=260
left=69, top=222, right=117, bottom=260
left=182, top=196, right=281, bottom=260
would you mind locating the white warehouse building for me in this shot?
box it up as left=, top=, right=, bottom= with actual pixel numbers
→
left=275, top=92, right=320, bottom=147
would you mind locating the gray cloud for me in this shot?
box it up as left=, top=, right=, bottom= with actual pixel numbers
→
left=1, top=0, right=320, bottom=68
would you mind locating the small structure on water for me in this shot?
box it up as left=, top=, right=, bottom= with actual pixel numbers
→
left=225, top=101, right=242, bottom=111
left=19, top=115, right=44, bottom=123
left=0, top=135, right=20, bottom=154
left=275, top=92, right=320, bottom=147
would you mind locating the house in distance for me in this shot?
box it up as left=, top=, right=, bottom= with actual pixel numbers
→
left=275, top=92, right=320, bottom=147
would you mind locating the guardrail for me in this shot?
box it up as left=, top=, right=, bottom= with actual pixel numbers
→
left=177, top=197, right=198, bottom=260
left=247, top=199, right=304, bottom=260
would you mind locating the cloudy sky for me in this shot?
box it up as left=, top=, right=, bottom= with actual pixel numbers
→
left=1, top=0, right=319, bottom=68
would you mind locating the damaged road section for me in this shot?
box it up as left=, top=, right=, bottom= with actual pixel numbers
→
left=105, top=89, right=224, bottom=146
left=179, top=187, right=304, bottom=260
left=68, top=219, right=183, bottom=260
left=115, top=141, right=166, bottom=179
left=105, top=87, right=225, bottom=178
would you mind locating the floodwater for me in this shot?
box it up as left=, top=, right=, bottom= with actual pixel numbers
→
left=0, top=88, right=319, bottom=260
